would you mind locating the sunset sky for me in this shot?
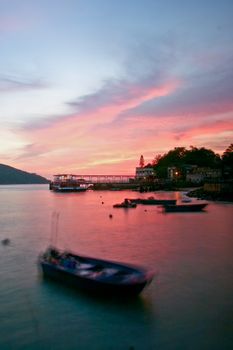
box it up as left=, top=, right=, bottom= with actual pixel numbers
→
left=0, top=0, right=233, bottom=179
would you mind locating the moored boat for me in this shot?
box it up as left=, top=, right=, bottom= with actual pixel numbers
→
left=140, top=197, right=177, bottom=205
left=50, top=174, right=90, bottom=192
left=181, top=196, right=192, bottom=203
left=39, top=247, right=154, bottom=297
left=128, top=197, right=177, bottom=205
left=52, top=185, right=87, bottom=192
left=163, top=202, right=208, bottom=212
left=113, top=199, right=137, bottom=208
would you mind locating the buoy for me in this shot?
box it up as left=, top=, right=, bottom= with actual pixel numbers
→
left=1, top=238, right=10, bottom=245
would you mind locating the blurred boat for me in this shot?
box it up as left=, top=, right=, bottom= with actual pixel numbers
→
left=163, top=203, right=208, bottom=212
left=39, top=247, right=154, bottom=297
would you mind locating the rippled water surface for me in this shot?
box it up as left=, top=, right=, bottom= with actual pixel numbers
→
left=0, top=185, right=232, bottom=350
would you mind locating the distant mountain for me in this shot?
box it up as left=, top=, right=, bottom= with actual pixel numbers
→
left=0, top=164, right=49, bottom=184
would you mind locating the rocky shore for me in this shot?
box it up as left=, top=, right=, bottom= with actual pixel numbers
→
left=187, top=187, right=233, bottom=202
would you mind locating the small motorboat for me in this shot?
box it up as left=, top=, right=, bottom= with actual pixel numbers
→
left=39, top=247, right=154, bottom=297
left=113, top=199, right=137, bottom=208
left=163, top=203, right=208, bottom=212
left=181, top=196, right=192, bottom=203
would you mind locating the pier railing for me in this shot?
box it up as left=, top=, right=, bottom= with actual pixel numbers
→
left=53, top=174, right=135, bottom=184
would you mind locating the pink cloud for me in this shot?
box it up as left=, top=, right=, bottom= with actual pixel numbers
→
left=11, top=81, right=179, bottom=176
left=9, top=73, right=233, bottom=178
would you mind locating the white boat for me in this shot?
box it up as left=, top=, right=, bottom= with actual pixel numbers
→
left=50, top=174, right=90, bottom=192
left=181, top=197, right=192, bottom=203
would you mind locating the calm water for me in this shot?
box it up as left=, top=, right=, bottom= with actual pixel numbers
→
left=0, top=185, right=232, bottom=350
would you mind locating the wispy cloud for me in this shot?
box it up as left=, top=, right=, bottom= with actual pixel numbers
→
left=0, top=74, right=48, bottom=92
left=121, top=54, right=233, bottom=120
left=5, top=37, right=233, bottom=176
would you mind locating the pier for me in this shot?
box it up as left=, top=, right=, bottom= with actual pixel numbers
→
left=53, top=174, right=135, bottom=184
left=50, top=174, right=175, bottom=191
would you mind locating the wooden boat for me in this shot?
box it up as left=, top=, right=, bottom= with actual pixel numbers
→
left=39, top=247, right=154, bottom=297
left=163, top=203, right=208, bottom=212
left=128, top=197, right=177, bottom=205
left=113, top=199, right=137, bottom=208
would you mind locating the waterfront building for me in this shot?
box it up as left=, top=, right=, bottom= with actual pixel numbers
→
left=186, top=167, right=222, bottom=183
left=135, top=166, right=154, bottom=179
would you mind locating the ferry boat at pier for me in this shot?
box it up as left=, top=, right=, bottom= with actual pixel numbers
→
left=49, top=174, right=90, bottom=192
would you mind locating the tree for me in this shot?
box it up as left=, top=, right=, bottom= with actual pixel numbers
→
left=222, top=144, right=233, bottom=178
left=184, top=147, right=221, bottom=168
left=152, top=154, right=162, bottom=166
left=139, top=155, right=144, bottom=168
left=222, top=144, right=233, bottom=158
left=153, top=148, right=187, bottom=178
left=153, top=146, right=222, bottom=179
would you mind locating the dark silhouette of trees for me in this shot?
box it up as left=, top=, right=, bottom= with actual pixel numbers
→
left=153, top=146, right=222, bottom=179
left=222, top=144, right=233, bottom=178
left=184, top=146, right=221, bottom=167
left=152, top=154, right=162, bottom=166
left=153, top=147, right=186, bottom=178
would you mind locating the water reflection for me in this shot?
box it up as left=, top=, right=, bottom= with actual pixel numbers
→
left=37, top=273, right=157, bottom=349
left=0, top=186, right=232, bottom=349
left=38, top=272, right=154, bottom=315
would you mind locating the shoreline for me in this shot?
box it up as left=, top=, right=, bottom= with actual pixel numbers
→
left=187, top=187, right=233, bottom=202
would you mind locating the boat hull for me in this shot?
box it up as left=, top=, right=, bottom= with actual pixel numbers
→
left=53, top=187, right=87, bottom=192
left=140, top=199, right=176, bottom=205
left=163, top=203, right=208, bottom=212
left=128, top=198, right=177, bottom=205
left=113, top=203, right=137, bottom=208
left=40, top=263, right=149, bottom=296
left=39, top=251, right=153, bottom=297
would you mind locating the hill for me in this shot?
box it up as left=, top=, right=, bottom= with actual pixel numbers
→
left=0, top=164, right=49, bottom=184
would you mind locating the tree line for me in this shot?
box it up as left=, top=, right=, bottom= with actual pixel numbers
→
left=148, top=144, right=233, bottom=179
